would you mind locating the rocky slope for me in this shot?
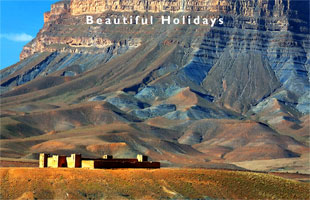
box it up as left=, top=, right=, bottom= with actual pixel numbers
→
left=0, top=0, right=309, bottom=170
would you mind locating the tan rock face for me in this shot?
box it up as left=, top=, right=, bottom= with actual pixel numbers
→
left=69, top=0, right=291, bottom=15
left=44, top=12, right=50, bottom=23
left=69, top=0, right=231, bottom=14
left=51, top=1, right=70, bottom=15
left=70, top=0, right=179, bottom=14
left=68, top=0, right=247, bottom=14
left=20, top=34, right=140, bottom=60
left=40, top=0, right=293, bottom=20
left=43, top=1, right=70, bottom=23
left=19, top=0, right=296, bottom=60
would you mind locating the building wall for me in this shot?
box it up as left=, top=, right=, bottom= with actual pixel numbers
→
left=137, top=154, right=148, bottom=162
left=82, top=160, right=95, bottom=169
left=103, top=155, right=113, bottom=159
left=81, top=160, right=160, bottom=169
left=39, top=153, right=49, bottom=168
left=58, top=156, right=67, bottom=167
left=47, top=156, right=59, bottom=168
left=40, top=153, right=159, bottom=169
left=67, top=154, right=81, bottom=168
left=47, top=155, right=67, bottom=168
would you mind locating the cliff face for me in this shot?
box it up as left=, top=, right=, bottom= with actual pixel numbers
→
left=69, top=0, right=219, bottom=14
left=0, top=0, right=309, bottom=166
left=7, top=0, right=310, bottom=114
left=6, top=0, right=309, bottom=113
left=20, top=0, right=308, bottom=60
left=69, top=0, right=292, bottom=15
left=43, top=0, right=296, bottom=17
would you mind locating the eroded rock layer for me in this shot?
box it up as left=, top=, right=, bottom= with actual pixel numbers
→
left=0, top=0, right=309, bottom=169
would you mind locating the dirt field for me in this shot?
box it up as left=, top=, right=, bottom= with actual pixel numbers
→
left=1, top=168, right=309, bottom=199
left=232, top=155, right=310, bottom=175
left=0, top=159, right=38, bottom=168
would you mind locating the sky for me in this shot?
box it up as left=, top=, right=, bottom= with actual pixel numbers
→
left=0, top=0, right=59, bottom=70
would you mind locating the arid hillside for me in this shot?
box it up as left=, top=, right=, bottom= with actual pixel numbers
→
left=1, top=168, right=309, bottom=199
left=0, top=0, right=309, bottom=172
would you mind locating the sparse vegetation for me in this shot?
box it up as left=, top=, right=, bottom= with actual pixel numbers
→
left=0, top=168, right=309, bottom=199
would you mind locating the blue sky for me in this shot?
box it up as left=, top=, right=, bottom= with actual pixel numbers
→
left=0, top=0, right=59, bottom=70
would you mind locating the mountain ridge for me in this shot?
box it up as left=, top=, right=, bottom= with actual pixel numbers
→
left=0, top=0, right=309, bottom=171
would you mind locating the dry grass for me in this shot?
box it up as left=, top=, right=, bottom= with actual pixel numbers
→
left=1, top=168, right=309, bottom=199
left=232, top=155, right=310, bottom=175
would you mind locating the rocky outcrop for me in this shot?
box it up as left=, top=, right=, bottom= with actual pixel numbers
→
left=69, top=0, right=293, bottom=15
left=20, top=0, right=309, bottom=60
left=203, top=52, right=281, bottom=113
left=20, top=36, right=131, bottom=60
left=44, top=0, right=70, bottom=22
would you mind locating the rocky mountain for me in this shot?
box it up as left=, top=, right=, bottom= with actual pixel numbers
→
left=0, top=0, right=309, bottom=171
